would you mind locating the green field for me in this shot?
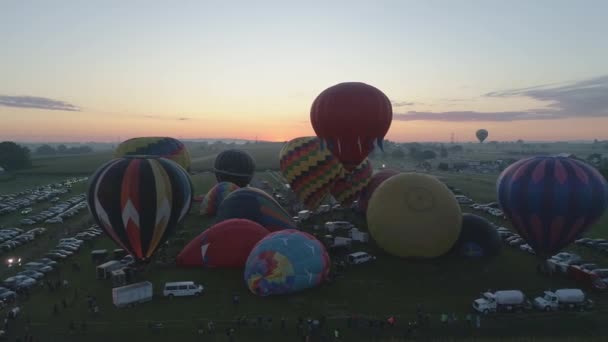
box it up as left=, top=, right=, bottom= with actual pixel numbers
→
left=1, top=145, right=608, bottom=341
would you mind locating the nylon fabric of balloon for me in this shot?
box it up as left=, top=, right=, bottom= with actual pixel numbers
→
left=176, top=219, right=269, bottom=268
left=449, top=213, right=502, bottom=258
left=357, top=169, right=400, bottom=213
left=244, top=229, right=330, bottom=296
left=216, top=187, right=296, bottom=231
left=200, top=182, right=240, bottom=216
left=214, top=149, right=255, bottom=187
left=476, top=129, right=488, bottom=143
left=114, top=137, right=191, bottom=171
left=279, top=137, right=343, bottom=210
left=497, top=156, right=608, bottom=258
left=330, top=159, right=373, bottom=206
left=87, top=156, right=193, bottom=262
left=310, top=82, right=392, bottom=171
left=367, top=173, right=462, bottom=258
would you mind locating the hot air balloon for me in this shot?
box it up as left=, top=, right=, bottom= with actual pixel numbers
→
left=497, top=156, right=608, bottom=259
left=357, top=169, right=400, bottom=213
left=476, top=129, right=488, bottom=143
left=214, top=149, right=255, bottom=187
left=367, top=173, right=462, bottom=258
left=87, top=156, right=193, bottom=262
left=216, top=188, right=296, bottom=231
left=114, top=137, right=191, bottom=171
left=330, top=159, right=373, bottom=206
left=244, top=230, right=330, bottom=296
left=449, top=214, right=502, bottom=258
left=200, top=182, right=240, bottom=216
left=279, top=137, right=343, bottom=210
left=176, top=219, right=269, bottom=268
left=310, top=82, right=392, bottom=170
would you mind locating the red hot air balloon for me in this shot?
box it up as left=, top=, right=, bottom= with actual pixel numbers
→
left=310, top=82, right=393, bottom=170
left=176, top=219, right=269, bottom=268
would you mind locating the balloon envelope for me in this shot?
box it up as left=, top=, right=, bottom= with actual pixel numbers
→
left=497, top=156, right=608, bottom=258
left=330, top=159, right=373, bottom=206
left=367, top=173, right=462, bottom=258
left=214, top=149, right=255, bottom=187
left=449, top=214, right=502, bottom=257
left=310, top=82, right=392, bottom=170
left=280, top=137, right=343, bottom=210
left=216, top=188, right=296, bottom=231
left=176, top=219, right=269, bottom=268
left=87, top=157, right=193, bottom=262
left=114, top=137, right=191, bottom=171
left=200, top=182, right=240, bottom=216
left=357, top=169, right=400, bottom=213
left=476, top=129, right=488, bottom=143
left=244, top=229, right=330, bottom=296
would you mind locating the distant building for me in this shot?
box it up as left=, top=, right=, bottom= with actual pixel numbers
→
left=555, top=153, right=576, bottom=158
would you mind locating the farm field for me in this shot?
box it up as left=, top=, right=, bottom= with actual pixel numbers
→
left=1, top=147, right=608, bottom=341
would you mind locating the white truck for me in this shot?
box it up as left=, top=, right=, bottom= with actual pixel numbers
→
left=325, top=221, right=353, bottom=233
left=546, top=252, right=582, bottom=274
left=297, top=210, right=311, bottom=220
left=96, top=260, right=124, bottom=279
left=533, top=289, right=593, bottom=311
left=473, top=290, right=531, bottom=314
left=349, top=228, right=369, bottom=243
left=112, top=281, right=153, bottom=308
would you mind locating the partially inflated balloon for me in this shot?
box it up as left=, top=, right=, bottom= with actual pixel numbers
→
left=216, top=188, right=296, bottom=231
left=200, top=182, right=240, bottom=216
left=280, top=137, right=343, bottom=210
left=476, top=129, right=488, bottom=143
left=87, top=157, right=193, bottom=262
left=357, top=169, right=400, bottom=213
left=244, top=230, right=330, bottom=296
left=497, top=156, right=608, bottom=258
left=114, top=137, right=191, bottom=171
left=330, top=159, right=373, bottom=206
left=367, top=173, right=462, bottom=258
left=214, top=149, right=255, bottom=187
left=176, top=219, right=269, bottom=268
left=449, top=214, right=502, bottom=257
left=310, top=82, right=392, bottom=170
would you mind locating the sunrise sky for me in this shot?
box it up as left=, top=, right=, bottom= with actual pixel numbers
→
left=1, top=1, right=607, bottom=143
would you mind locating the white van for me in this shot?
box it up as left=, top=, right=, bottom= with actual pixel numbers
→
left=163, top=281, right=204, bottom=298
left=347, top=252, right=376, bottom=265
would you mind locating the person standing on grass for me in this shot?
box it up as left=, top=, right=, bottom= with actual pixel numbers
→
left=280, top=317, right=286, bottom=331
left=232, top=294, right=240, bottom=306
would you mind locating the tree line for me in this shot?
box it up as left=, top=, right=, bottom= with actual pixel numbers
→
left=0, top=141, right=94, bottom=172
left=35, top=144, right=93, bottom=155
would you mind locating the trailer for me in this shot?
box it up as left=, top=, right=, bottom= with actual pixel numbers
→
left=96, top=260, right=124, bottom=280
left=112, top=281, right=153, bottom=308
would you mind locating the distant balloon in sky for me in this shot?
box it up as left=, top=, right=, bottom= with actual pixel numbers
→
left=476, top=129, right=488, bottom=143
left=497, top=156, right=608, bottom=258
left=310, top=82, right=392, bottom=170
left=214, top=149, right=255, bottom=187
left=114, top=137, right=191, bottom=171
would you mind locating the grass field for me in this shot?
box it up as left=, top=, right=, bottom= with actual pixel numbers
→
left=2, top=145, right=608, bottom=341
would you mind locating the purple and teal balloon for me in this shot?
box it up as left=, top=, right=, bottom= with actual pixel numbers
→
left=497, top=156, right=608, bottom=258
left=200, top=182, right=239, bottom=216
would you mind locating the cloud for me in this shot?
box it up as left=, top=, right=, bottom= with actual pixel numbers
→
left=391, top=100, right=416, bottom=107
left=0, top=95, right=80, bottom=111
left=394, top=75, right=608, bottom=122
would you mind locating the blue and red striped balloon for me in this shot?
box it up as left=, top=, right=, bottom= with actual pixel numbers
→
left=497, top=156, right=608, bottom=257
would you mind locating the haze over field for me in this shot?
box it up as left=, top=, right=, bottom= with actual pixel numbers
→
left=1, top=1, right=607, bottom=143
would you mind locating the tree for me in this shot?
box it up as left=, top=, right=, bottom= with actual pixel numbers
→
left=420, top=150, right=437, bottom=160
left=0, top=141, right=31, bottom=171
left=439, top=144, right=448, bottom=158
left=448, top=145, right=463, bottom=153
left=35, top=144, right=57, bottom=155
left=391, top=148, right=405, bottom=159
left=438, top=162, right=449, bottom=171
left=57, top=144, right=68, bottom=154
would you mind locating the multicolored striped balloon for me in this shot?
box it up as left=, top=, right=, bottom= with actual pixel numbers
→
left=330, top=159, right=373, bottom=206
left=216, top=187, right=296, bottom=232
left=280, top=137, right=343, bottom=210
left=200, top=182, right=240, bottom=216
left=497, top=156, right=608, bottom=258
left=87, top=156, right=193, bottom=262
left=114, top=137, right=191, bottom=171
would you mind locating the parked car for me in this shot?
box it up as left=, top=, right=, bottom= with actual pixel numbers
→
left=547, top=253, right=582, bottom=274
left=163, top=281, right=204, bottom=297
left=45, top=252, right=68, bottom=260
left=346, top=252, right=376, bottom=265
left=36, top=258, right=58, bottom=267
left=568, top=263, right=599, bottom=282
left=17, top=270, right=44, bottom=280
left=23, top=262, right=53, bottom=273
left=0, top=287, right=16, bottom=302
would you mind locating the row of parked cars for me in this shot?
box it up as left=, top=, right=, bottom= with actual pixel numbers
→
left=0, top=226, right=103, bottom=305
left=20, top=193, right=87, bottom=225
left=469, top=202, right=505, bottom=218
left=0, top=227, right=47, bottom=254
left=575, top=238, right=608, bottom=255
left=547, top=252, right=608, bottom=291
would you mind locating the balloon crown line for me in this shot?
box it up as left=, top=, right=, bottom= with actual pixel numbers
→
left=212, top=168, right=254, bottom=177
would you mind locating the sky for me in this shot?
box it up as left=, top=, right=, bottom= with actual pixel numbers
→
left=1, top=0, right=608, bottom=143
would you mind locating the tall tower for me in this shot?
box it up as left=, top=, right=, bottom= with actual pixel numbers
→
left=450, top=132, right=454, bottom=144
